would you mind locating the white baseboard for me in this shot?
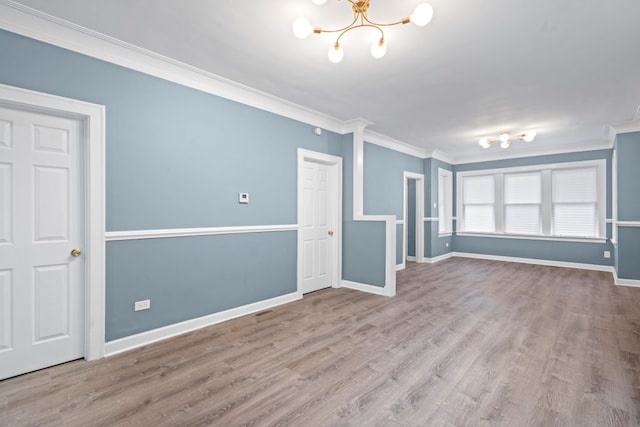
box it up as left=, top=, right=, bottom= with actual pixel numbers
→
left=342, top=280, right=387, bottom=296
left=104, top=292, right=300, bottom=357
left=613, top=270, right=640, bottom=287
left=396, top=263, right=404, bottom=271
left=406, top=256, right=416, bottom=262
left=423, top=252, right=455, bottom=264
left=451, top=252, right=614, bottom=273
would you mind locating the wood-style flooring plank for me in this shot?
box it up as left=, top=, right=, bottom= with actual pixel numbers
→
left=1, top=258, right=640, bottom=426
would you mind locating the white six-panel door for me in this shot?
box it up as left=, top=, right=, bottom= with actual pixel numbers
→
left=301, top=161, right=334, bottom=294
left=0, top=106, right=84, bottom=380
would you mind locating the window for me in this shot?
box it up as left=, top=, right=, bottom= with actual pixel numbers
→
left=504, top=172, right=541, bottom=235
left=462, top=174, right=495, bottom=233
left=457, top=160, right=606, bottom=240
left=552, top=167, right=598, bottom=237
left=438, top=169, right=453, bottom=234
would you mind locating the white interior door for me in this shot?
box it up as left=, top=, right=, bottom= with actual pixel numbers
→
left=301, top=160, right=335, bottom=294
left=0, top=106, right=85, bottom=380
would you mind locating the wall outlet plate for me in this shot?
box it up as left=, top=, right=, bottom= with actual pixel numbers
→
left=134, top=299, right=151, bottom=311
left=604, top=251, right=611, bottom=259
left=239, top=192, right=249, bottom=204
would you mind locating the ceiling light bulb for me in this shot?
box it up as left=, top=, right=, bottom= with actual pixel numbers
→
left=523, top=131, right=537, bottom=142
left=499, top=132, right=510, bottom=142
left=311, top=0, right=327, bottom=4
left=293, top=17, right=313, bottom=39
left=370, top=38, right=387, bottom=59
left=410, top=3, right=434, bottom=27
left=500, top=140, right=510, bottom=149
left=328, top=43, right=344, bottom=63
left=478, top=137, right=490, bottom=149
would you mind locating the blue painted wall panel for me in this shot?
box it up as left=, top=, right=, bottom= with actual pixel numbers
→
left=363, top=142, right=423, bottom=218
left=617, top=132, right=640, bottom=221
left=106, top=232, right=297, bottom=340
left=617, top=227, right=640, bottom=280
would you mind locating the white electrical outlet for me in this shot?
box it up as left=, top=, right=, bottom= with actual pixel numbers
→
left=604, top=251, right=611, bottom=259
left=134, top=299, right=151, bottom=311
left=446, top=242, right=449, bottom=247
left=239, top=192, right=249, bottom=204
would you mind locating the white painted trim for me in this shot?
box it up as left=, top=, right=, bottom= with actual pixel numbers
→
left=351, top=123, right=397, bottom=297
left=396, top=263, right=404, bottom=271
left=0, top=83, right=106, bottom=361
left=452, top=139, right=614, bottom=165
left=105, top=292, right=299, bottom=356
left=297, top=149, right=343, bottom=299
left=613, top=121, right=640, bottom=135
left=438, top=233, right=453, bottom=237
left=606, top=218, right=613, bottom=224
left=0, top=1, right=349, bottom=135
left=451, top=252, right=614, bottom=273
left=106, top=224, right=297, bottom=241
left=341, top=280, right=387, bottom=296
left=364, top=129, right=428, bottom=159
left=613, top=270, right=640, bottom=288
left=456, top=233, right=607, bottom=244
left=424, top=217, right=439, bottom=221
left=396, top=220, right=405, bottom=225
left=423, top=252, right=455, bottom=264
left=406, top=256, right=417, bottom=262
left=617, top=221, right=640, bottom=227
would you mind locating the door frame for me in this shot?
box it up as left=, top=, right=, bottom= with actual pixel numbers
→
left=297, top=149, right=342, bottom=299
left=0, top=83, right=105, bottom=361
left=402, top=172, right=424, bottom=268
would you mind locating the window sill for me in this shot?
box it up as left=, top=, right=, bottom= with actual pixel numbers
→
left=455, top=232, right=607, bottom=244
left=438, top=232, right=453, bottom=237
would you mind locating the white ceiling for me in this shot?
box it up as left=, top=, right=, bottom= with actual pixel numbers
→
left=7, top=0, right=640, bottom=162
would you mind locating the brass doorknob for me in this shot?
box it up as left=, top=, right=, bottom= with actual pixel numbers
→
left=70, top=248, right=82, bottom=257
left=328, top=230, right=334, bottom=236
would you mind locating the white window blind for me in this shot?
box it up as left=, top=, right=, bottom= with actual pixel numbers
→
left=463, top=175, right=495, bottom=233
left=552, top=167, right=598, bottom=237
left=504, top=172, right=541, bottom=235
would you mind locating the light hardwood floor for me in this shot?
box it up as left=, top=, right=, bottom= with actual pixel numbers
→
left=1, top=258, right=640, bottom=426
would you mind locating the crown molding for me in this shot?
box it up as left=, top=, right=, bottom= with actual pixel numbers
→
left=0, top=0, right=349, bottom=134
left=612, top=121, right=640, bottom=135
left=452, top=138, right=614, bottom=165
left=363, top=129, right=428, bottom=159
left=425, top=149, right=455, bottom=165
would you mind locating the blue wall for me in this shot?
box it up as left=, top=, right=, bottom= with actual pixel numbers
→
left=453, top=150, right=614, bottom=266
left=0, top=29, right=345, bottom=340
left=615, top=132, right=640, bottom=280
left=363, top=142, right=423, bottom=267
left=425, top=158, right=454, bottom=258
left=407, top=179, right=416, bottom=258
left=342, top=137, right=387, bottom=286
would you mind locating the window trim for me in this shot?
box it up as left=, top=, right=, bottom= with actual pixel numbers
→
left=438, top=168, right=453, bottom=236
left=456, top=159, right=606, bottom=241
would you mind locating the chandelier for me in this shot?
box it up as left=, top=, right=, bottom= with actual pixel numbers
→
left=478, top=131, right=537, bottom=149
left=293, top=0, right=434, bottom=63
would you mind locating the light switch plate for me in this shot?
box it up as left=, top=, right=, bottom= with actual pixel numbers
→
left=239, top=192, right=249, bottom=204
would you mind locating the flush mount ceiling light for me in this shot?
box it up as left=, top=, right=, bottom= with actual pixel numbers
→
left=478, top=131, right=537, bottom=149
left=293, top=0, right=434, bottom=63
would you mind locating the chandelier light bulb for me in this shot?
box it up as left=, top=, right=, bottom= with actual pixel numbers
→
left=311, top=0, right=327, bottom=4
left=371, top=38, right=387, bottom=59
left=500, top=140, right=510, bottom=149
left=522, top=131, right=537, bottom=142
left=499, top=132, right=510, bottom=142
left=328, top=42, right=344, bottom=63
left=410, top=3, right=434, bottom=27
left=293, top=17, right=313, bottom=39
left=478, top=137, right=490, bottom=149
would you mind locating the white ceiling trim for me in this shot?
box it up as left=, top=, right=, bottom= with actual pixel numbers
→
left=453, top=139, right=615, bottom=165
left=0, top=0, right=351, bottom=133
left=0, top=0, right=620, bottom=166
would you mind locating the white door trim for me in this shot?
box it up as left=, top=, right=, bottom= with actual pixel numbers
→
left=402, top=172, right=425, bottom=269
left=0, top=83, right=105, bottom=361
left=297, top=149, right=343, bottom=299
